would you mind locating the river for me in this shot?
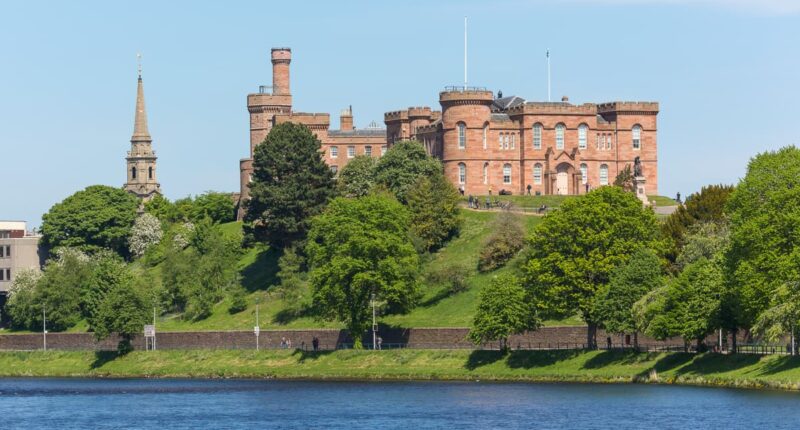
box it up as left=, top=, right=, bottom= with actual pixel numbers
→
left=1, top=378, right=798, bottom=429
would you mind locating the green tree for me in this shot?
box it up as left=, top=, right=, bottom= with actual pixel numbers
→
left=244, top=122, right=336, bottom=249
left=613, top=164, right=635, bottom=192
left=478, top=210, right=526, bottom=272
left=725, top=146, right=800, bottom=336
left=191, top=191, right=236, bottom=224
left=524, top=186, right=661, bottom=348
left=93, top=280, right=149, bottom=353
left=374, top=140, right=442, bottom=203
left=337, top=155, right=378, bottom=197
left=307, top=193, right=420, bottom=348
left=405, top=172, right=462, bottom=252
left=594, top=248, right=664, bottom=348
left=82, top=252, right=133, bottom=329
left=4, top=269, right=42, bottom=330
left=144, top=194, right=178, bottom=224
left=675, top=221, right=729, bottom=271
left=752, top=280, right=800, bottom=355
left=640, top=258, right=724, bottom=350
left=469, top=274, right=541, bottom=350
left=41, top=185, right=140, bottom=259
left=662, top=184, right=734, bottom=264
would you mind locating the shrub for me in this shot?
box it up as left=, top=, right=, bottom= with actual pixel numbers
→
left=478, top=211, right=525, bottom=272
left=427, top=263, right=471, bottom=294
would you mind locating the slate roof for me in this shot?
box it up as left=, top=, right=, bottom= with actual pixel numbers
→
left=491, top=96, right=526, bottom=111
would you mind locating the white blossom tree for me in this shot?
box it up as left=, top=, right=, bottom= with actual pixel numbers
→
left=129, top=213, right=163, bottom=258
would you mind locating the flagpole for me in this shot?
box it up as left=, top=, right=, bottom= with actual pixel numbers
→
left=464, top=16, right=468, bottom=91
left=547, top=49, right=551, bottom=102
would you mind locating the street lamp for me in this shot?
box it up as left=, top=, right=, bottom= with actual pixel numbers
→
left=371, top=293, right=377, bottom=350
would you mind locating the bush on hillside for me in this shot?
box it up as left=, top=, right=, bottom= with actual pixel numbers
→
left=478, top=211, right=526, bottom=272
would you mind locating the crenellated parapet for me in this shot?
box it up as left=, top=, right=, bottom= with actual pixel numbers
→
left=597, top=101, right=659, bottom=115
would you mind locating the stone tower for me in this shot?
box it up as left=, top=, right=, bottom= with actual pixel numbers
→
left=124, top=64, right=161, bottom=201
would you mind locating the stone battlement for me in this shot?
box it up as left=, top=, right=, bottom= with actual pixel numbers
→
left=247, top=93, right=292, bottom=108
left=439, top=89, right=494, bottom=104
left=597, top=101, right=659, bottom=114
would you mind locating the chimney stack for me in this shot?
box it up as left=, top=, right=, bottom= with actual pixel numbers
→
left=340, top=106, right=353, bottom=131
left=271, top=48, right=291, bottom=96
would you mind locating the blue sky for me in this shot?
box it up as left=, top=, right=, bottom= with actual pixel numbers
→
left=1, top=0, right=798, bottom=226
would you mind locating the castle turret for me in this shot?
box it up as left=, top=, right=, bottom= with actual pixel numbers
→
left=272, top=48, right=291, bottom=96
left=124, top=62, right=161, bottom=201
left=439, top=87, right=493, bottom=193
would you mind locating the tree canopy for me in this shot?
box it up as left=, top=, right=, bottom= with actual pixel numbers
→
left=405, top=172, right=462, bottom=252
left=307, top=193, right=420, bottom=348
left=244, top=122, right=336, bottom=249
left=337, top=155, right=378, bottom=198
left=373, top=140, right=442, bottom=203
left=524, top=186, right=662, bottom=348
left=469, top=274, right=540, bottom=350
left=41, top=185, right=140, bottom=259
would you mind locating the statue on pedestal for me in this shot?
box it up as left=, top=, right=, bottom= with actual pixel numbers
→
left=633, top=156, right=643, bottom=177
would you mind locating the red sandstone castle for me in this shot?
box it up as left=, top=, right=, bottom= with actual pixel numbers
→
left=239, top=48, right=658, bottom=215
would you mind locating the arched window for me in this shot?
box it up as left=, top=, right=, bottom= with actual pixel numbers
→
left=580, top=163, right=588, bottom=185
left=600, top=164, right=609, bottom=185
left=510, top=133, right=516, bottom=149
left=533, top=123, right=542, bottom=150
left=632, top=125, right=642, bottom=150
left=533, top=163, right=542, bottom=185
left=503, top=164, right=512, bottom=184
left=482, top=124, right=488, bottom=150
left=578, top=124, right=588, bottom=149
left=458, top=163, right=466, bottom=184
left=503, top=134, right=509, bottom=150
left=131, top=166, right=137, bottom=179
left=457, top=122, right=466, bottom=149
left=498, top=132, right=503, bottom=149
left=555, top=123, right=565, bottom=150
left=148, top=166, right=153, bottom=179
left=483, top=162, right=489, bottom=184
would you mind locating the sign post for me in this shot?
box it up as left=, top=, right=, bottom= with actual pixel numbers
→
left=144, top=324, right=156, bottom=351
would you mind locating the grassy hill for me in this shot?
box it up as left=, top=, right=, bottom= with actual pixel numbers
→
left=142, top=209, right=585, bottom=332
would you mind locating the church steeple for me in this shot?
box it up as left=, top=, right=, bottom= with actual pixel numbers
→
left=124, top=54, right=161, bottom=201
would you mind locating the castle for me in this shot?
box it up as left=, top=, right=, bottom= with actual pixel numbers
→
left=237, top=47, right=658, bottom=216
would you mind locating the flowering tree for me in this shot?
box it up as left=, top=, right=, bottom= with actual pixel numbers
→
left=129, top=213, right=163, bottom=258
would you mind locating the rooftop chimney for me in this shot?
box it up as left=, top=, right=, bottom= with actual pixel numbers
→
left=340, top=106, right=353, bottom=131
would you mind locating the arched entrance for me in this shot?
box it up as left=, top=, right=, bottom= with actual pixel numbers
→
left=555, top=163, right=572, bottom=195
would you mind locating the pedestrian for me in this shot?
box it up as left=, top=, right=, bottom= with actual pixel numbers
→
left=377, top=336, right=383, bottom=350
left=459, top=185, right=465, bottom=196
left=280, top=336, right=287, bottom=349
left=287, top=338, right=292, bottom=349
left=468, top=194, right=474, bottom=209
left=606, top=336, right=612, bottom=350
left=485, top=196, right=491, bottom=209
left=526, top=184, right=532, bottom=195
left=312, top=336, right=319, bottom=352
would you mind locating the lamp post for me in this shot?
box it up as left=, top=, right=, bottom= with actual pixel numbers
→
left=371, top=293, right=377, bottom=351
left=42, top=306, right=47, bottom=352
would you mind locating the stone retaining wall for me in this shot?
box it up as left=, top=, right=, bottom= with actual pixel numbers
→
left=0, top=326, right=728, bottom=352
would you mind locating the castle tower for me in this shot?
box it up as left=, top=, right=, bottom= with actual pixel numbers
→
left=124, top=62, right=161, bottom=201
left=439, top=88, right=494, bottom=193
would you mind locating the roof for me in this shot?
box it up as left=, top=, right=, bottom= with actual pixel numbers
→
left=492, top=96, right=525, bottom=111
left=491, top=113, right=511, bottom=122
left=328, top=129, right=386, bottom=137
left=0, top=221, right=26, bottom=231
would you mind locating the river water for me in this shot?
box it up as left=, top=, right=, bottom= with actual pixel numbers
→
left=1, top=378, right=799, bottom=429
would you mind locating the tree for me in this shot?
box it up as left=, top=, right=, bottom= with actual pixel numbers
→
left=752, top=281, right=800, bottom=355
left=337, top=155, right=378, bottom=197
left=594, top=248, right=664, bottom=348
left=524, top=186, right=662, bottom=349
left=675, top=221, right=729, bottom=271
left=129, top=213, right=164, bottom=258
left=613, top=164, right=635, bottom=192
left=191, top=192, right=236, bottom=224
left=725, top=147, right=800, bottom=336
left=93, top=280, right=149, bottom=353
left=307, top=193, right=420, bottom=348
left=662, top=184, right=734, bottom=264
left=478, top=210, right=526, bottom=272
left=244, top=122, right=336, bottom=249
left=4, top=269, right=42, bottom=330
left=469, top=274, right=541, bottom=350
left=41, top=185, right=140, bottom=259
left=374, top=140, right=442, bottom=203
left=405, top=172, right=462, bottom=252
left=144, top=194, right=178, bottom=224
left=82, top=252, right=133, bottom=329
left=639, top=258, right=724, bottom=350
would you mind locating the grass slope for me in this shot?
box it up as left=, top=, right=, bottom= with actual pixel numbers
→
left=3, top=349, right=800, bottom=390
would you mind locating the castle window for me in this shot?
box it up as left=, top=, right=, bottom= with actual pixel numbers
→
left=533, top=123, right=542, bottom=150
left=457, top=122, right=466, bottom=149
left=533, top=163, right=542, bottom=185
left=148, top=166, right=153, bottom=179
left=381, top=145, right=387, bottom=156
left=580, top=163, right=588, bottom=185
left=578, top=124, right=588, bottom=150
left=483, top=162, right=489, bottom=184
left=331, top=146, right=338, bottom=158
left=600, top=164, right=609, bottom=185
left=365, top=146, right=372, bottom=157
left=555, top=123, right=565, bottom=150
left=503, top=164, right=512, bottom=184
left=131, top=167, right=137, bottom=179
left=499, top=133, right=503, bottom=149
left=330, top=165, right=338, bottom=175
left=511, top=134, right=516, bottom=149
left=482, top=124, right=488, bottom=149
left=347, top=146, right=355, bottom=158
left=632, top=125, right=642, bottom=150
left=458, top=163, right=466, bottom=184
left=596, top=134, right=601, bottom=150
left=606, top=135, right=612, bottom=150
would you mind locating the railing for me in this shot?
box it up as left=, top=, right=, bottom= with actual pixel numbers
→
left=443, top=85, right=489, bottom=92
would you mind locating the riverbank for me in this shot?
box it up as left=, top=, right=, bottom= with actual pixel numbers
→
left=3, top=349, right=800, bottom=390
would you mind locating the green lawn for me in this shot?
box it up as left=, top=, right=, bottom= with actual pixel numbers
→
left=648, top=195, right=678, bottom=206
left=3, top=349, right=800, bottom=390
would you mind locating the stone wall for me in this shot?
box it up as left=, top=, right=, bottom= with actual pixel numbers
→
left=0, top=327, right=732, bottom=352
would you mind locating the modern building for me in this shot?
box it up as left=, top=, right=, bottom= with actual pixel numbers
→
left=124, top=64, right=162, bottom=201
left=386, top=89, right=658, bottom=196
left=0, top=221, right=43, bottom=313
left=238, top=48, right=387, bottom=219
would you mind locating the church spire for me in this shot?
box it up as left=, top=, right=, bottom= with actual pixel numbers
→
left=131, top=53, right=151, bottom=142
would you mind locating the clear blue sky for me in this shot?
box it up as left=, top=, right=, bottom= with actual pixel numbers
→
left=2, top=0, right=798, bottom=226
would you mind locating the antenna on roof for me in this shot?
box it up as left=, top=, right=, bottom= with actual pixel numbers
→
left=463, top=16, right=468, bottom=91
left=546, top=49, right=551, bottom=102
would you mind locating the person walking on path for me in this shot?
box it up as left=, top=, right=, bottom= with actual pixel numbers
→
left=527, top=184, right=532, bottom=195
left=312, top=336, right=319, bottom=352
left=468, top=194, right=474, bottom=209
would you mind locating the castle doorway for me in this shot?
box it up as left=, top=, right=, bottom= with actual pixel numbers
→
left=555, top=164, right=570, bottom=195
